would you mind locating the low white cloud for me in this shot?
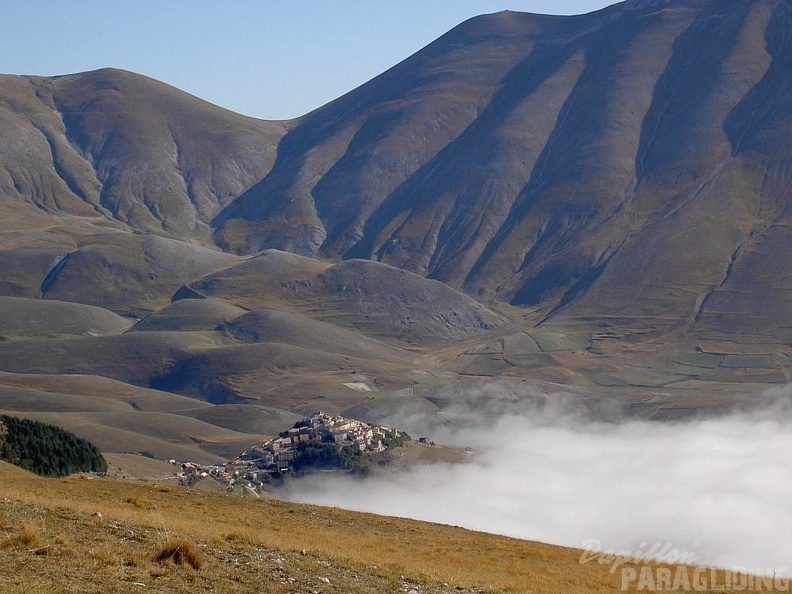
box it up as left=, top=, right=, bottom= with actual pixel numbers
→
left=280, top=384, right=792, bottom=575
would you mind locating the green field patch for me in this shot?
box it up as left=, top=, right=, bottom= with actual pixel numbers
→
left=673, top=353, right=724, bottom=369
left=532, top=332, right=591, bottom=352
left=503, top=332, right=543, bottom=355
left=503, top=354, right=556, bottom=370
left=720, top=355, right=776, bottom=369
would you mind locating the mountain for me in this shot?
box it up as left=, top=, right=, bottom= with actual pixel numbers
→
left=0, top=68, right=286, bottom=241
left=4, top=1, right=791, bottom=348
left=1, top=0, right=791, bottom=462
left=0, top=68, right=287, bottom=318
left=214, top=0, right=792, bottom=355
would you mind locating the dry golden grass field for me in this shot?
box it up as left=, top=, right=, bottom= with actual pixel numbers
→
left=0, top=461, right=777, bottom=593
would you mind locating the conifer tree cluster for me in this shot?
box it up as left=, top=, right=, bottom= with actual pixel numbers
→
left=0, top=415, right=107, bottom=477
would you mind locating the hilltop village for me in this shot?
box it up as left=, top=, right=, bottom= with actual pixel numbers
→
left=178, top=412, right=409, bottom=492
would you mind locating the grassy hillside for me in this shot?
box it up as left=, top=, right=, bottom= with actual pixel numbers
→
left=0, top=461, right=766, bottom=593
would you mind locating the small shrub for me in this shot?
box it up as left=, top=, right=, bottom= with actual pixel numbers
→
left=223, top=530, right=256, bottom=545
left=126, top=497, right=155, bottom=510
left=90, top=543, right=121, bottom=566
left=0, top=524, right=38, bottom=550
left=152, top=539, right=203, bottom=570
left=91, top=543, right=136, bottom=566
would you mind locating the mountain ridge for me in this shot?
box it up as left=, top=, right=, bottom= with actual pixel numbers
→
left=0, top=67, right=287, bottom=241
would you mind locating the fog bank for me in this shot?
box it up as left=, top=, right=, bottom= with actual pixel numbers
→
left=281, top=386, right=792, bottom=573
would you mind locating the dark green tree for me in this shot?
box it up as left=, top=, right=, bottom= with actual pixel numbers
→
left=0, top=415, right=107, bottom=477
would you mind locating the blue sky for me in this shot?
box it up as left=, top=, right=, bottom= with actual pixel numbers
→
left=1, top=1, right=619, bottom=120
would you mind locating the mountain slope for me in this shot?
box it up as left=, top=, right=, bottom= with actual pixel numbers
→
left=0, top=462, right=703, bottom=594
left=1, top=0, right=792, bottom=448
left=2, top=1, right=790, bottom=354
left=212, top=0, right=792, bottom=353
left=0, top=68, right=286, bottom=242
